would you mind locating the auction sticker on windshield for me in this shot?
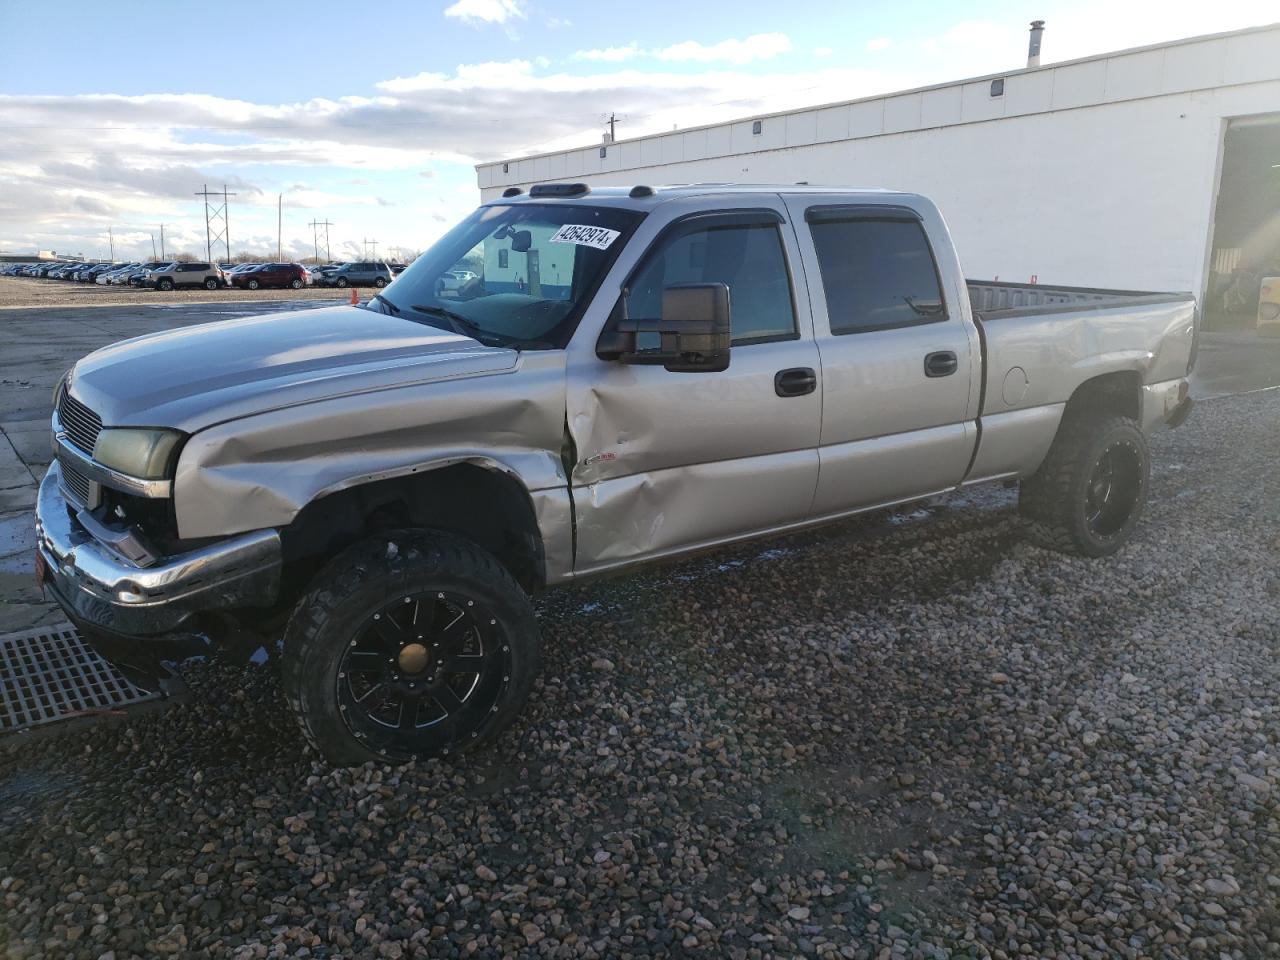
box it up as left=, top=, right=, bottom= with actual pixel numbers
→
left=549, top=224, right=620, bottom=250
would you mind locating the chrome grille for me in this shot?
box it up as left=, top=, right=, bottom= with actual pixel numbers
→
left=60, top=463, right=92, bottom=506
left=58, top=392, right=103, bottom=454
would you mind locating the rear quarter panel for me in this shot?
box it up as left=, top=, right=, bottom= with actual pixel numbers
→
left=966, top=296, right=1196, bottom=481
left=978, top=297, right=1196, bottom=414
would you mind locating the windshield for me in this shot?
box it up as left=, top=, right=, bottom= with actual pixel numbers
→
left=379, top=203, right=644, bottom=349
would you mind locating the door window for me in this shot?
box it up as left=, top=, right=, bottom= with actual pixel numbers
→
left=808, top=216, right=947, bottom=334
left=625, top=215, right=797, bottom=344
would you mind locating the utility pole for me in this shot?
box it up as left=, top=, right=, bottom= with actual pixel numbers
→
left=150, top=233, right=157, bottom=259
left=160, top=224, right=165, bottom=260
left=608, top=112, right=616, bottom=142
left=195, top=184, right=235, bottom=263
left=108, top=227, right=115, bottom=262
left=363, top=238, right=378, bottom=260
left=277, top=193, right=283, bottom=261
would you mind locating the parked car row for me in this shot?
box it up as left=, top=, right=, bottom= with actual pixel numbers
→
left=2, top=259, right=223, bottom=287
left=3, top=258, right=409, bottom=290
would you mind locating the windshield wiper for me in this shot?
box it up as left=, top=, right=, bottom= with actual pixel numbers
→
left=408, top=304, right=507, bottom=345
left=370, top=292, right=400, bottom=315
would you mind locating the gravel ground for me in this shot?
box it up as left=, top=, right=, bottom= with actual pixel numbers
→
left=1, top=390, right=1278, bottom=960
left=0, top=276, right=350, bottom=309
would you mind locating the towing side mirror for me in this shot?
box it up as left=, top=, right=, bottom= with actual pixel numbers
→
left=597, top=283, right=731, bottom=373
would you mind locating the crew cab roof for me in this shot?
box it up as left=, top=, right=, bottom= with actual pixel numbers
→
left=485, top=182, right=912, bottom=211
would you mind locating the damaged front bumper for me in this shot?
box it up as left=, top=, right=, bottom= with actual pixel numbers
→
left=35, top=462, right=283, bottom=638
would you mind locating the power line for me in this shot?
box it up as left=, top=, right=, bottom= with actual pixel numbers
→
left=196, top=184, right=235, bottom=264
left=308, top=219, right=334, bottom=262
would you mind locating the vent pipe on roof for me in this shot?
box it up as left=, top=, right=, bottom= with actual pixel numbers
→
left=1027, top=20, right=1045, bottom=68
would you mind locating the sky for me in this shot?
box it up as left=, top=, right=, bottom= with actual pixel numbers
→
left=0, top=0, right=1275, bottom=262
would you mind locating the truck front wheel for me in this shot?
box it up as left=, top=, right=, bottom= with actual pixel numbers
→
left=282, top=530, right=540, bottom=765
left=1019, top=415, right=1150, bottom=557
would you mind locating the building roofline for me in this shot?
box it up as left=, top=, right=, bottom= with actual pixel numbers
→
left=477, top=20, right=1280, bottom=171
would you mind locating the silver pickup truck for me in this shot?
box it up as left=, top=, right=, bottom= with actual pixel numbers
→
left=35, top=184, right=1196, bottom=764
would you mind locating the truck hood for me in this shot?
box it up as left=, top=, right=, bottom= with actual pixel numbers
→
left=68, top=304, right=519, bottom=433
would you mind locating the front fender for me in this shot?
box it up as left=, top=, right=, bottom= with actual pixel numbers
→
left=173, top=351, right=570, bottom=552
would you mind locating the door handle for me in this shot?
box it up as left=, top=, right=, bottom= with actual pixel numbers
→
left=775, top=367, right=818, bottom=397
left=924, top=351, right=958, bottom=378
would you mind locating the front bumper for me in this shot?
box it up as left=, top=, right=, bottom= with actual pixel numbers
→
left=35, top=462, right=283, bottom=637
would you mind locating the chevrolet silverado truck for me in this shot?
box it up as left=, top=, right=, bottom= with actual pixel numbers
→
left=35, top=184, right=1196, bottom=765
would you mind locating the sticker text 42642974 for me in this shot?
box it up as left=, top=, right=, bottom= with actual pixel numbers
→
left=549, top=224, right=621, bottom=250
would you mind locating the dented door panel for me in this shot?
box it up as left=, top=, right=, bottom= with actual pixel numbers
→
left=574, top=447, right=817, bottom=575
left=563, top=193, right=823, bottom=571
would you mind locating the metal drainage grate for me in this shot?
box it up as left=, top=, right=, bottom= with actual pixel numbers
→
left=0, top=623, right=159, bottom=732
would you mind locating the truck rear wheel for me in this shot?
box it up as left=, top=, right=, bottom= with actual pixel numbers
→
left=1019, top=415, right=1149, bottom=557
left=282, top=530, right=539, bottom=766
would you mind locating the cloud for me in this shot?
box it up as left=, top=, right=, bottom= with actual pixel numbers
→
left=865, top=37, right=891, bottom=52
left=10, top=0, right=1275, bottom=258
left=920, top=20, right=1019, bottom=58
left=573, top=33, right=793, bottom=67
left=572, top=43, right=642, bottom=63
left=814, top=47, right=834, bottom=58
left=443, top=0, right=524, bottom=25
left=655, top=32, right=793, bottom=65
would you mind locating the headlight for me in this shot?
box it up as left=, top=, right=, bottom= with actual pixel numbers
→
left=92, top=428, right=183, bottom=480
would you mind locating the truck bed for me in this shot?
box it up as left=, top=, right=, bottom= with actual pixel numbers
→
left=968, top=279, right=1193, bottom=318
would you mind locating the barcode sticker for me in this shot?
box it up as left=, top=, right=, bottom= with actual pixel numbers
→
left=549, top=224, right=621, bottom=250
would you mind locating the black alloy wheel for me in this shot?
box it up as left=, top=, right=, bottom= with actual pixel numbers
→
left=1020, top=414, right=1150, bottom=557
left=336, top=591, right=510, bottom=757
left=282, top=530, right=540, bottom=765
left=1084, top=439, right=1143, bottom=539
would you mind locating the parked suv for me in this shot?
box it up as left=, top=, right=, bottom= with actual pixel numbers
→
left=317, top=261, right=392, bottom=288
left=231, top=262, right=309, bottom=290
left=146, top=262, right=224, bottom=291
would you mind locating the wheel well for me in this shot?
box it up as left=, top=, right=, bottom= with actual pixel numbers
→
left=1062, top=371, right=1141, bottom=425
left=279, top=463, right=545, bottom=599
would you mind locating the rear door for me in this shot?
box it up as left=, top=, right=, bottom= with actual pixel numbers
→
left=567, top=196, right=823, bottom=573
left=783, top=196, right=980, bottom=516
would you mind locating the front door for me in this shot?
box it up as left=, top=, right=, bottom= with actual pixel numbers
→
left=567, top=200, right=823, bottom=575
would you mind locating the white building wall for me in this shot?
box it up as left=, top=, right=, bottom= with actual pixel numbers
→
left=477, top=25, right=1280, bottom=298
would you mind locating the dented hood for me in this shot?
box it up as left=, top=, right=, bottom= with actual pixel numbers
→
left=68, top=304, right=519, bottom=433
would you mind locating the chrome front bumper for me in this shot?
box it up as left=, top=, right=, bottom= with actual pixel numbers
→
left=35, top=462, right=283, bottom=636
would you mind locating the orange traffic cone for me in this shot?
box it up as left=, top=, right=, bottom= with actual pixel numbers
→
left=349, top=288, right=359, bottom=306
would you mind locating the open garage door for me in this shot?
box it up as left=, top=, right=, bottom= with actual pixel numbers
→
left=1204, top=114, right=1280, bottom=331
